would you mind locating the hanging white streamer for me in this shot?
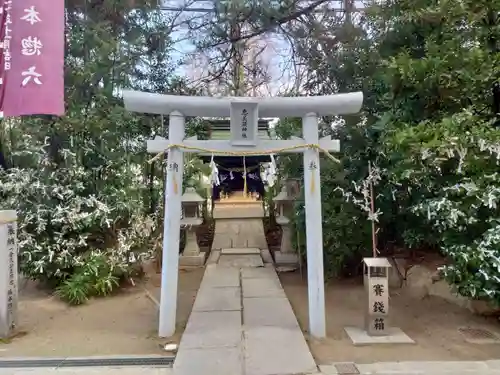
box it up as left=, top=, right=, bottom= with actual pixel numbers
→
left=265, top=154, right=277, bottom=187
left=243, top=156, right=247, bottom=178
left=243, top=156, right=248, bottom=195
left=230, top=171, right=234, bottom=180
left=269, top=154, right=277, bottom=176
left=209, top=154, right=220, bottom=186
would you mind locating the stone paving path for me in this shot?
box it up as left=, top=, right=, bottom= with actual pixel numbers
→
left=2, top=254, right=500, bottom=375
left=173, top=256, right=317, bottom=375
left=212, top=219, right=268, bottom=250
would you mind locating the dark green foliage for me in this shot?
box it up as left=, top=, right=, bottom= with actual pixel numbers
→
left=55, top=252, right=120, bottom=305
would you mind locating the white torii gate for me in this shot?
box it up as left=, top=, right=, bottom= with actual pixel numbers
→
left=123, top=91, right=363, bottom=339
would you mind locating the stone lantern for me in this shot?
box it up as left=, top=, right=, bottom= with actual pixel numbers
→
left=179, top=187, right=205, bottom=266
left=273, top=185, right=298, bottom=266
left=285, top=177, right=301, bottom=200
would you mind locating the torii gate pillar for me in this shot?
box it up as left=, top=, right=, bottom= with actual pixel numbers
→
left=159, top=111, right=185, bottom=337
left=302, top=112, right=326, bottom=336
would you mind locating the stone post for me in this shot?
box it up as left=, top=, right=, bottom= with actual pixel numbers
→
left=0, top=210, right=18, bottom=338
left=179, top=187, right=205, bottom=266
left=179, top=220, right=204, bottom=266
left=278, top=223, right=293, bottom=254
left=363, top=257, right=391, bottom=336
left=183, top=227, right=200, bottom=257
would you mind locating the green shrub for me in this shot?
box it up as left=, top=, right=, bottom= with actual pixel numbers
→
left=0, top=139, right=157, bottom=303
left=56, top=251, right=121, bottom=305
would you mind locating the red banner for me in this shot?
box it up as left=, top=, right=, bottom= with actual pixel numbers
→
left=0, top=0, right=12, bottom=116
left=1, top=0, right=65, bottom=117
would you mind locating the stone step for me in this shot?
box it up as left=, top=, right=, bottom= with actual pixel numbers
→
left=212, top=219, right=268, bottom=250
left=221, top=248, right=261, bottom=255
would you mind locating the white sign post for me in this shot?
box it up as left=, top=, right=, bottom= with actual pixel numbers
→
left=123, top=91, right=363, bottom=339
left=0, top=210, right=18, bottom=338
left=230, top=101, right=258, bottom=146
left=363, top=257, right=391, bottom=336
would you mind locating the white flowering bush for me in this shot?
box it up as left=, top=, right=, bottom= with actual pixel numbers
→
left=269, top=0, right=500, bottom=305
left=0, top=137, right=157, bottom=304
left=384, top=111, right=500, bottom=305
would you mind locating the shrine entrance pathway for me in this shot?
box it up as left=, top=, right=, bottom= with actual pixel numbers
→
left=172, top=249, right=318, bottom=375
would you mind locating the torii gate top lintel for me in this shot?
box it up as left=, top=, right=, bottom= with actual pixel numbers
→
left=122, top=90, right=363, bottom=118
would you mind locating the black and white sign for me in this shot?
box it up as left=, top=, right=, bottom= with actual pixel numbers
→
left=230, top=101, right=258, bottom=146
